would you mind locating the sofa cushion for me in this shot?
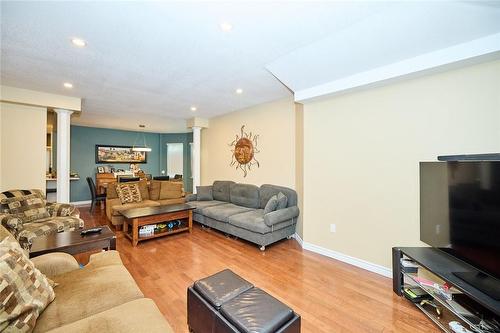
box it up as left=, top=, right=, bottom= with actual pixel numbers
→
left=277, top=192, right=288, bottom=210
left=44, top=299, right=174, bottom=333
left=137, top=180, right=150, bottom=200
left=263, top=195, right=278, bottom=214
left=116, top=183, right=142, bottom=204
left=187, top=200, right=226, bottom=214
left=0, top=236, right=55, bottom=333
left=203, top=203, right=252, bottom=223
left=34, top=264, right=144, bottom=333
left=212, top=181, right=234, bottom=202
left=17, top=216, right=84, bottom=250
left=259, top=184, right=297, bottom=209
left=156, top=198, right=185, bottom=206
left=196, top=186, right=213, bottom=201
left=148, top=180, right=161, bottom=200
left=228, top=210, right=269, bottom=234
left=230, top=183, right=260, bottom=209
left=111, top=200, right=160, bottom=216
left=159, top=181, right=183, bottom=199
left=3, top=194, right=50, bottom=223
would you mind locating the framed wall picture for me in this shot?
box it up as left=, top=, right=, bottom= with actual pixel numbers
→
left=95, top=145, right=147, bottom=164
left=97, top=166, right=105, bottom=173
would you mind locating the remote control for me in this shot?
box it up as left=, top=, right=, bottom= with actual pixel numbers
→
left=80, top=227, right=103, bottom=235
left=449, top=321, right=472, bottom=333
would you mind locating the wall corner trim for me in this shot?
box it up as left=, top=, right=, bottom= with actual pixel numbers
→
left=294, top=233, right=392, bottom=278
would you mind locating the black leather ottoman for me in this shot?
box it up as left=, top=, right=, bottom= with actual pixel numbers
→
left=187, top=269, right=300, bottom=333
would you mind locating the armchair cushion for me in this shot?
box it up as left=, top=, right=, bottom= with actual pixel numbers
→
left=0, top=213, right=24, bottom=232
left=264, top=206, right=299, bottom=227
left=31, top=252, right=80, bottom=278
left=16, top=216, right=84, bottom=250
left=0, top=236, right=55, bottom=333
left=0, top=189, right=45, bottom=213
left=2, top=194, right=50, bottom=223
left=46, top=203, right=80, bottom=218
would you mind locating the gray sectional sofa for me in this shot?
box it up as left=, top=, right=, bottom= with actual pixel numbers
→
left=186, top=181, right=299, bottom=251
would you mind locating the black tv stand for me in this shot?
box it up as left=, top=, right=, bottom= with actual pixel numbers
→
left=393, top=247, right=500, bottom=332
left=453, top=272, right=500, bottom=301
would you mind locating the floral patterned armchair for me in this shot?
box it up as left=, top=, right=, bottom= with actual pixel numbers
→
left=0, top=189, right=84, bottom=250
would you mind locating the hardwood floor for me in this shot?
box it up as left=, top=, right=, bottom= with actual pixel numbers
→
left=77, top=206, right=439, bottom=333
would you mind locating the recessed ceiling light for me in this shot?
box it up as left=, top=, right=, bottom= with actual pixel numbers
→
left=219, top=22, right=233, bottom=32
left=63, top=82, right=73, bottom=89
left=71, top=38, right=87, bottom=47
left=235, top=88, right=243, bottom=94
left=190, top=106, right=197, bottom=111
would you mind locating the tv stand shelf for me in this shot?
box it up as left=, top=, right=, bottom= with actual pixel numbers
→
left=393, top=247, right=500, bottom=332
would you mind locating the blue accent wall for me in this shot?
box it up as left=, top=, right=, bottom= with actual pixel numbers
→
left=70, top=125, right=192, bottom=202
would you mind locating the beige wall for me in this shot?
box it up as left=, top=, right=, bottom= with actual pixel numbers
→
left=0, top=102, right=47, bottom=191
left=302, top=60, right=500, bottom=269
left=201, top=98, right=296, bottom=189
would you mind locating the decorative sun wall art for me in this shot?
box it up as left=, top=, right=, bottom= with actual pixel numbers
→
left=229, top=125, right=260, bottom=177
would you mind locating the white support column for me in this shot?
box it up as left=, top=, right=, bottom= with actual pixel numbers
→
left=192, top=126, right=201, bottom=194
left=55, top=109, right=73, bottom=203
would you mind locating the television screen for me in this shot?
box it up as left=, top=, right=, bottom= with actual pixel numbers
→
left=420, top=161, right=500, bottom=279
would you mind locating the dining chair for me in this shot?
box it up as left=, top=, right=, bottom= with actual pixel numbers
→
left=153, top=176, right=170, bottom=181
left=86, top=177, right=106, bottom=213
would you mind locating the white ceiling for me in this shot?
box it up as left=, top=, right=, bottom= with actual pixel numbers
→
left=0, top=1, right=388, bottom=132
left=1, top=1, right=499, bottom=133
left=267, top=1, right=500, bottom=92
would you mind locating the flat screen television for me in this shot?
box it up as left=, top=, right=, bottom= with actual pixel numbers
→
left=420, top=161, right=500, bottom=300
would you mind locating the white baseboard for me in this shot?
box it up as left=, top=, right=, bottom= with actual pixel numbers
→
left=70, top=200, right=91, bottom=206
left=293, top=232, right=303, bottom=247
left=293, top=233, right=392, bottom=278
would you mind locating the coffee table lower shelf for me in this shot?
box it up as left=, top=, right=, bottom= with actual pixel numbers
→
left=124, top=226, right=190, bottom=243
left=122, top=205, right=193, bottom=247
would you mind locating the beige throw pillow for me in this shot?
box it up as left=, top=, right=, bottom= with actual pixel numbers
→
left=0, top=236, right=56, bottom=332
left=116, top=183, right=142, bottom=204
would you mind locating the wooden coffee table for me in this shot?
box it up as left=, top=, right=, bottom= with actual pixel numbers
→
left=121, top=204, right=194, bottom=247
left=29, top=226, right=116, bottom=258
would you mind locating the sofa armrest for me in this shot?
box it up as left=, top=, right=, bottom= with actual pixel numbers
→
left=105, top=198, right=122, bottom=220
left=264, top=206, right=300, bottom=227
left=186, top=194, right=197, bottom=202
left=47, top=203, right=80, bottom=218
left=0, top=213, right=23, bottom=232
left=31, top=252, right=80, bottom=278
left=86, top=250, right=123, bottom=269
